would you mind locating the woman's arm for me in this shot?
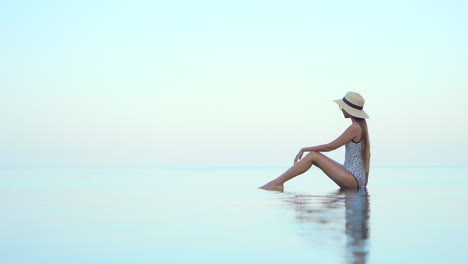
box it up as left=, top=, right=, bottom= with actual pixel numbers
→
left=294, top=124, right=361, bottom=164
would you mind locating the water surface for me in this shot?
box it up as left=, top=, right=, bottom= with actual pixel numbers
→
left=1, top=166, right=467, bottom=263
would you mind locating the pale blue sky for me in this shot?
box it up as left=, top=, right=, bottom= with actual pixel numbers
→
left=2, top=0, right=468, bottom=168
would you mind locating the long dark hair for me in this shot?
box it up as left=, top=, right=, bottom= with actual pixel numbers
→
left=355, top=118, right=371, bottom=178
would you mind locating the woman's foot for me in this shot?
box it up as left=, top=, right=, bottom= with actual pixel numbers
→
left=259, top=180, right=284, bottom=192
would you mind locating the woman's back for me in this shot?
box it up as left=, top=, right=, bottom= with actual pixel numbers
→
left=344, top=140, right=366, bottom=187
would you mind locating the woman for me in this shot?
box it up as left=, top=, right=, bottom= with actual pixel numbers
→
left=260, top=91, right=371, bottom=191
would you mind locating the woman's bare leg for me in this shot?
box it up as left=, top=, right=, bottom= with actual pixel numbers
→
left=259, top=151, right=358, bottom=191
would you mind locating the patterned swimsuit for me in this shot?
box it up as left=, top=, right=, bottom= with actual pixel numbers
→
left=344, top=140, right=367, bottom=187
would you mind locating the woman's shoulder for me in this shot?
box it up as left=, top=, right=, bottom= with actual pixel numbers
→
left=348, top=123, right=362, bottom=131
left=348, top=123, right=363, bottom=142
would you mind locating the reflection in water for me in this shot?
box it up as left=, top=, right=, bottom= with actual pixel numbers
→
left=282, top=188, right=370, bottom=264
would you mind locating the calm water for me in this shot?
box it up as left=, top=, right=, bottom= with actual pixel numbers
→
left=1, top=166, right=468, bottom=263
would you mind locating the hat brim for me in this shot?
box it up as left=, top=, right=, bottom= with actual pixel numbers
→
left=333, top=99, right=369, bottom=119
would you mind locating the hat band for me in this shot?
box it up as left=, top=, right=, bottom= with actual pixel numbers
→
left=343, top=97, right=363, bottom=110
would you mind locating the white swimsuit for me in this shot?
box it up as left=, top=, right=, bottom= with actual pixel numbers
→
left=344, top=140, right=367, bottom=187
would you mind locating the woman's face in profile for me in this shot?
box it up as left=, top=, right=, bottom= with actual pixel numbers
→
left=341, top=108, right=351, bottom=118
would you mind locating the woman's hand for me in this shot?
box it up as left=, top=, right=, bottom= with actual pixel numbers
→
left=294, top=149, right=305, bottom=164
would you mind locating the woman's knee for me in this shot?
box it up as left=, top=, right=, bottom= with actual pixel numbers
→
left=304, top=151, right=321, bottom=162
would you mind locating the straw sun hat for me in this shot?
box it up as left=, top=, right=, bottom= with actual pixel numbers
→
left=333, top=91, right=369, bottom=119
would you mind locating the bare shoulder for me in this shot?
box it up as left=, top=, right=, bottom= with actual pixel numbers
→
left=347, top=123, right=362, bottom=132
left=348, top=123, right=363, bottom=141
